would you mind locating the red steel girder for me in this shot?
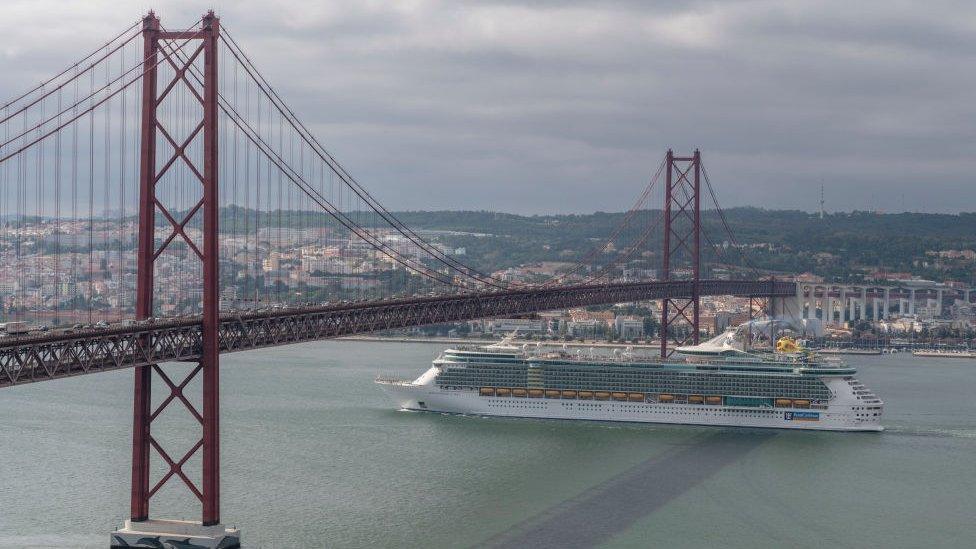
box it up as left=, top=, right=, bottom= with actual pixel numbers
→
left=1, top=279, right=794, bottom=390
left=660, top=149, right=701, bottom=358
left=130, top=10, right=222, bottom=527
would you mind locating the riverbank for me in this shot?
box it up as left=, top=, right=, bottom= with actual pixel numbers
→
left=343, top=336, right=974, bottom=358
left=339, top=335, right=664, bottom=350
left=814, top=348, right=884, bottom=356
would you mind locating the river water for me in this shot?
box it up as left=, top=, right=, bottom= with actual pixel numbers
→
left=0, top=341, right=973, bottom=548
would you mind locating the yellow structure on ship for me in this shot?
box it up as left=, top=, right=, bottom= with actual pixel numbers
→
left=775, top=336, right=803, bottom=354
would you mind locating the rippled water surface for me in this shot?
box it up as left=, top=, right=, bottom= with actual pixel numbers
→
left=0, top=342, right=973, bottom=548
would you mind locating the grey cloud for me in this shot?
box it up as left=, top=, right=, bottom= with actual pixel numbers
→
left=0, top=0, right=973, bottom=213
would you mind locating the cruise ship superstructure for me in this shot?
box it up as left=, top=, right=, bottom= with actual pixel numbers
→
left=377, top=326, right=884, bottom=431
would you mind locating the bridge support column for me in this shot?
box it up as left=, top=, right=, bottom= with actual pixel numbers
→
left=796, top=284, right=805, bottom=320
left=114, top=11, right=239, bottom=549
left=860, top=288, right=867, bottom=321
left=838, top=288, right=846, bottom=325
left=659, top=150, right=701, bottom=357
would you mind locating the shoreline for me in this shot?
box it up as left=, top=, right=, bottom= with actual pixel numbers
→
left=338, top=335, right=664, bottom=349
left=339, top=336, right=947, bottom=356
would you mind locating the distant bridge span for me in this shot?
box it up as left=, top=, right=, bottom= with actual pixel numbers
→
left=0, top=279, right=794, bottom=389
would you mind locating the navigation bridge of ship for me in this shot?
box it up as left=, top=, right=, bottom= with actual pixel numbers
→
left=0, top=12, right=797, bottom=546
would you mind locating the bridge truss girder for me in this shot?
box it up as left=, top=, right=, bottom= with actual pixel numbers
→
left=1, top=280, right=794, bottom=389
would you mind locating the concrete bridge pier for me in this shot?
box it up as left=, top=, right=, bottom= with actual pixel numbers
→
left=860, top=288, right=867, bottom=321
left=839, top=288, right=847, bottom=324
left=773, top=291, right=808, bottom=335
left=796, top=284, right=813, bottom=326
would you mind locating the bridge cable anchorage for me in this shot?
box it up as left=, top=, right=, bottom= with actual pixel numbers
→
left=542, top=154, right=666, bottom=286
left=217, top=28, right=512, bottom=290
left=160, top=30, right=492, bottom=291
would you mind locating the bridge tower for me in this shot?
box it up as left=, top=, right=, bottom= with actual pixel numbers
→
left=660, top=149, right=701, bottom=357
left=114, top=11, right=239, bottom=547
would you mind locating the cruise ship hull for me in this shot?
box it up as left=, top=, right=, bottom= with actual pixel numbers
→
left=379, top=381, right=883, bottom=432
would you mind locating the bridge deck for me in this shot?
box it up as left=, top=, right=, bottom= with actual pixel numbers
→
left=0, top=280, right=794, bottom=388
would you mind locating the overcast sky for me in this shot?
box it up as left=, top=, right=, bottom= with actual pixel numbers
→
left=1, top=0, right=974, bottom=214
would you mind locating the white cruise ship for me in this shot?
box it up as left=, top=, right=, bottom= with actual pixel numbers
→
left=376, top=327, right=884, bottom=432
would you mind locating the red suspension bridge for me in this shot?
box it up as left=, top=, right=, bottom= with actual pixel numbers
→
left=0, top=12, right=794, bottom=546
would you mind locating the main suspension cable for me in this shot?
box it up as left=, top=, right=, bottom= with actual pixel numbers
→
left=153, top=30, right=465, bottom=288
left=0, top=19, right=205, bottom=165
left=218, top=28, right=509, bottom=289
left=701, top=163, right=762, bottom=275
left=0, top=19, right=140, bottom=111
left=543, top=155, right=666, bottom=285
